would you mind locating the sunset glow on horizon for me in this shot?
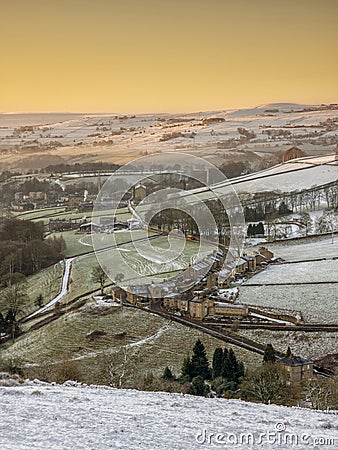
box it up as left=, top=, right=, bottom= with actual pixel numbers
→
left=1, top=0, right=337, bottom=113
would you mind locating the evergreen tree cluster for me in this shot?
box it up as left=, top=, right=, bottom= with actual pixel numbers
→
left=247, top=222, right=265, bottom=236
left=181, top=340, right=245, bottom=397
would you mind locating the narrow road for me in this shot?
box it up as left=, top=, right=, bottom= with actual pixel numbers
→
left=26, top=257, right=74, bottom=319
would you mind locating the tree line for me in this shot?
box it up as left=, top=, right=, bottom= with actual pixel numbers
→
left=0, top=217, right=65, bottom=338
left=0, top=218, right=65, bottom=281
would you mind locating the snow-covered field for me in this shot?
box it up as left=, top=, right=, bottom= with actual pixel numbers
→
left=0, top=103, right=337, bottom=171
left=263, top=236, right=338, bottom=261
left=1, top=381, right=337, bottom=450
left=244, top=260, right=338, bottom=285
left=228, top=156, right=337, bottom=194
left=238, top=284, right=337, bottom=323
left=239, top=236, right=338, bottom=323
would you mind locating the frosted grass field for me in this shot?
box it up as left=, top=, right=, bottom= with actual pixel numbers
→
left=96, top=235, right=215, bottom=283
left=49, top=229, right=156, bottom=257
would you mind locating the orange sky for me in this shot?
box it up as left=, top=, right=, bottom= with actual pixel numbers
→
left=1, top=0, right=337, bottom=113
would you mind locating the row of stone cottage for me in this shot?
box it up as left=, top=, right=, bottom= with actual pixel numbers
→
left=112, top=247, right=275, bottom=320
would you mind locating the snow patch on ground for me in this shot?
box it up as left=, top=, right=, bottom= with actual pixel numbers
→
left=0, top=382, right=337, bottom=449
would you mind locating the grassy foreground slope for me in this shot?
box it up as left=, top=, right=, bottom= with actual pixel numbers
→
left=3, top=304, right=261, bottom=385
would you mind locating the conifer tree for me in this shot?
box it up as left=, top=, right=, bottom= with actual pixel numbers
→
left=190, top=339, right=211, bottom=380
left=212, top=348, right=223, bottom=379
left=228, top=349, right=239, bottom=382
left=236, top=361, right=245, bottom=382
left=162, top=366, right=174, bottom=380
left=181, top=354, right=193, bottom=381
left=263, top=344, right=276, bottom=363
left=257, top=222, right=265, bottom=235
left=188, top=375, right=210, bottom=397
left=286, top=346, right=292, bottom=358
left=221, top=347, right=230, bottom=379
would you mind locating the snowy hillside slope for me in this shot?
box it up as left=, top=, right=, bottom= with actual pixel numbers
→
left=169, top=154, right=337, bottom=206
left=0, top=103, right=336, bottom=170
left=0, top=381, right=337, bottom=450
left=227, top=154, right=338, bottom=193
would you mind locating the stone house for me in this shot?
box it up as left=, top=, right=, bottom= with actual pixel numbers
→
left=188, top=297, right=214, bottom=320
left=49, top=218, right=81, bottom=232
left=259, top=247, right=274, bottom=259
left=111, top=286, right=127, bottom=303
left=186, top=259, right=212, bottom=281
left=235, top=258, right=249, bottom=275
left=206, top=272, right=218, bottom=289
left=148, top=284, right=163, bottom=300
left=163, top=293, right=181, bottom=310
left=177, top=298, right=190, bottom=314
left=78, top=221, right=101, bottom=234
left=217, top=268, right=232, bottom=288
left=28, top=191, right=45, bottom=200
left=126, top=285, right=149, bottom=305
left=277, top=355, right=314, bottom=384
left=254, top=247, right=274, bottom=266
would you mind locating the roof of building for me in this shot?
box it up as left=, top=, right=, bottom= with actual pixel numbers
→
left=128, top=284, right=149, bottom=295
left=214, top=302, right=246, bottom=309
left=79, top=221, right=100, bottom=228
left=164, top=292, right=180, bottom=298
left=277, top=356, right=313, bottom=367
left=236, top=258, right=248, bottom=266
left=218, top=269, right=231, bottom=279
left=190, top=296, right=209, bottom=303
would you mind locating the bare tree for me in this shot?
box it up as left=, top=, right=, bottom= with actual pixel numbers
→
left=299, top=212, right=312, bottom=236
left=240, top=363, right=289, bottom=405
left=105, top=344, right=136, bottom=388
left=315, top=210, right=337, bottom=243
left=304, top=377, right=338, bottom=410
left=91, top=265, right=108, bottom=295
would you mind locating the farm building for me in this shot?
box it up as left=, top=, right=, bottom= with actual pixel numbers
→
left=49, top=218, right=81, bottom=232
left=126, top=285, right=150, bottom=304
left=100, top=216, right=116, bottom=226
left=212, top=302, right=248, bottom=318
left=78, top=221, right=101, bottom=233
